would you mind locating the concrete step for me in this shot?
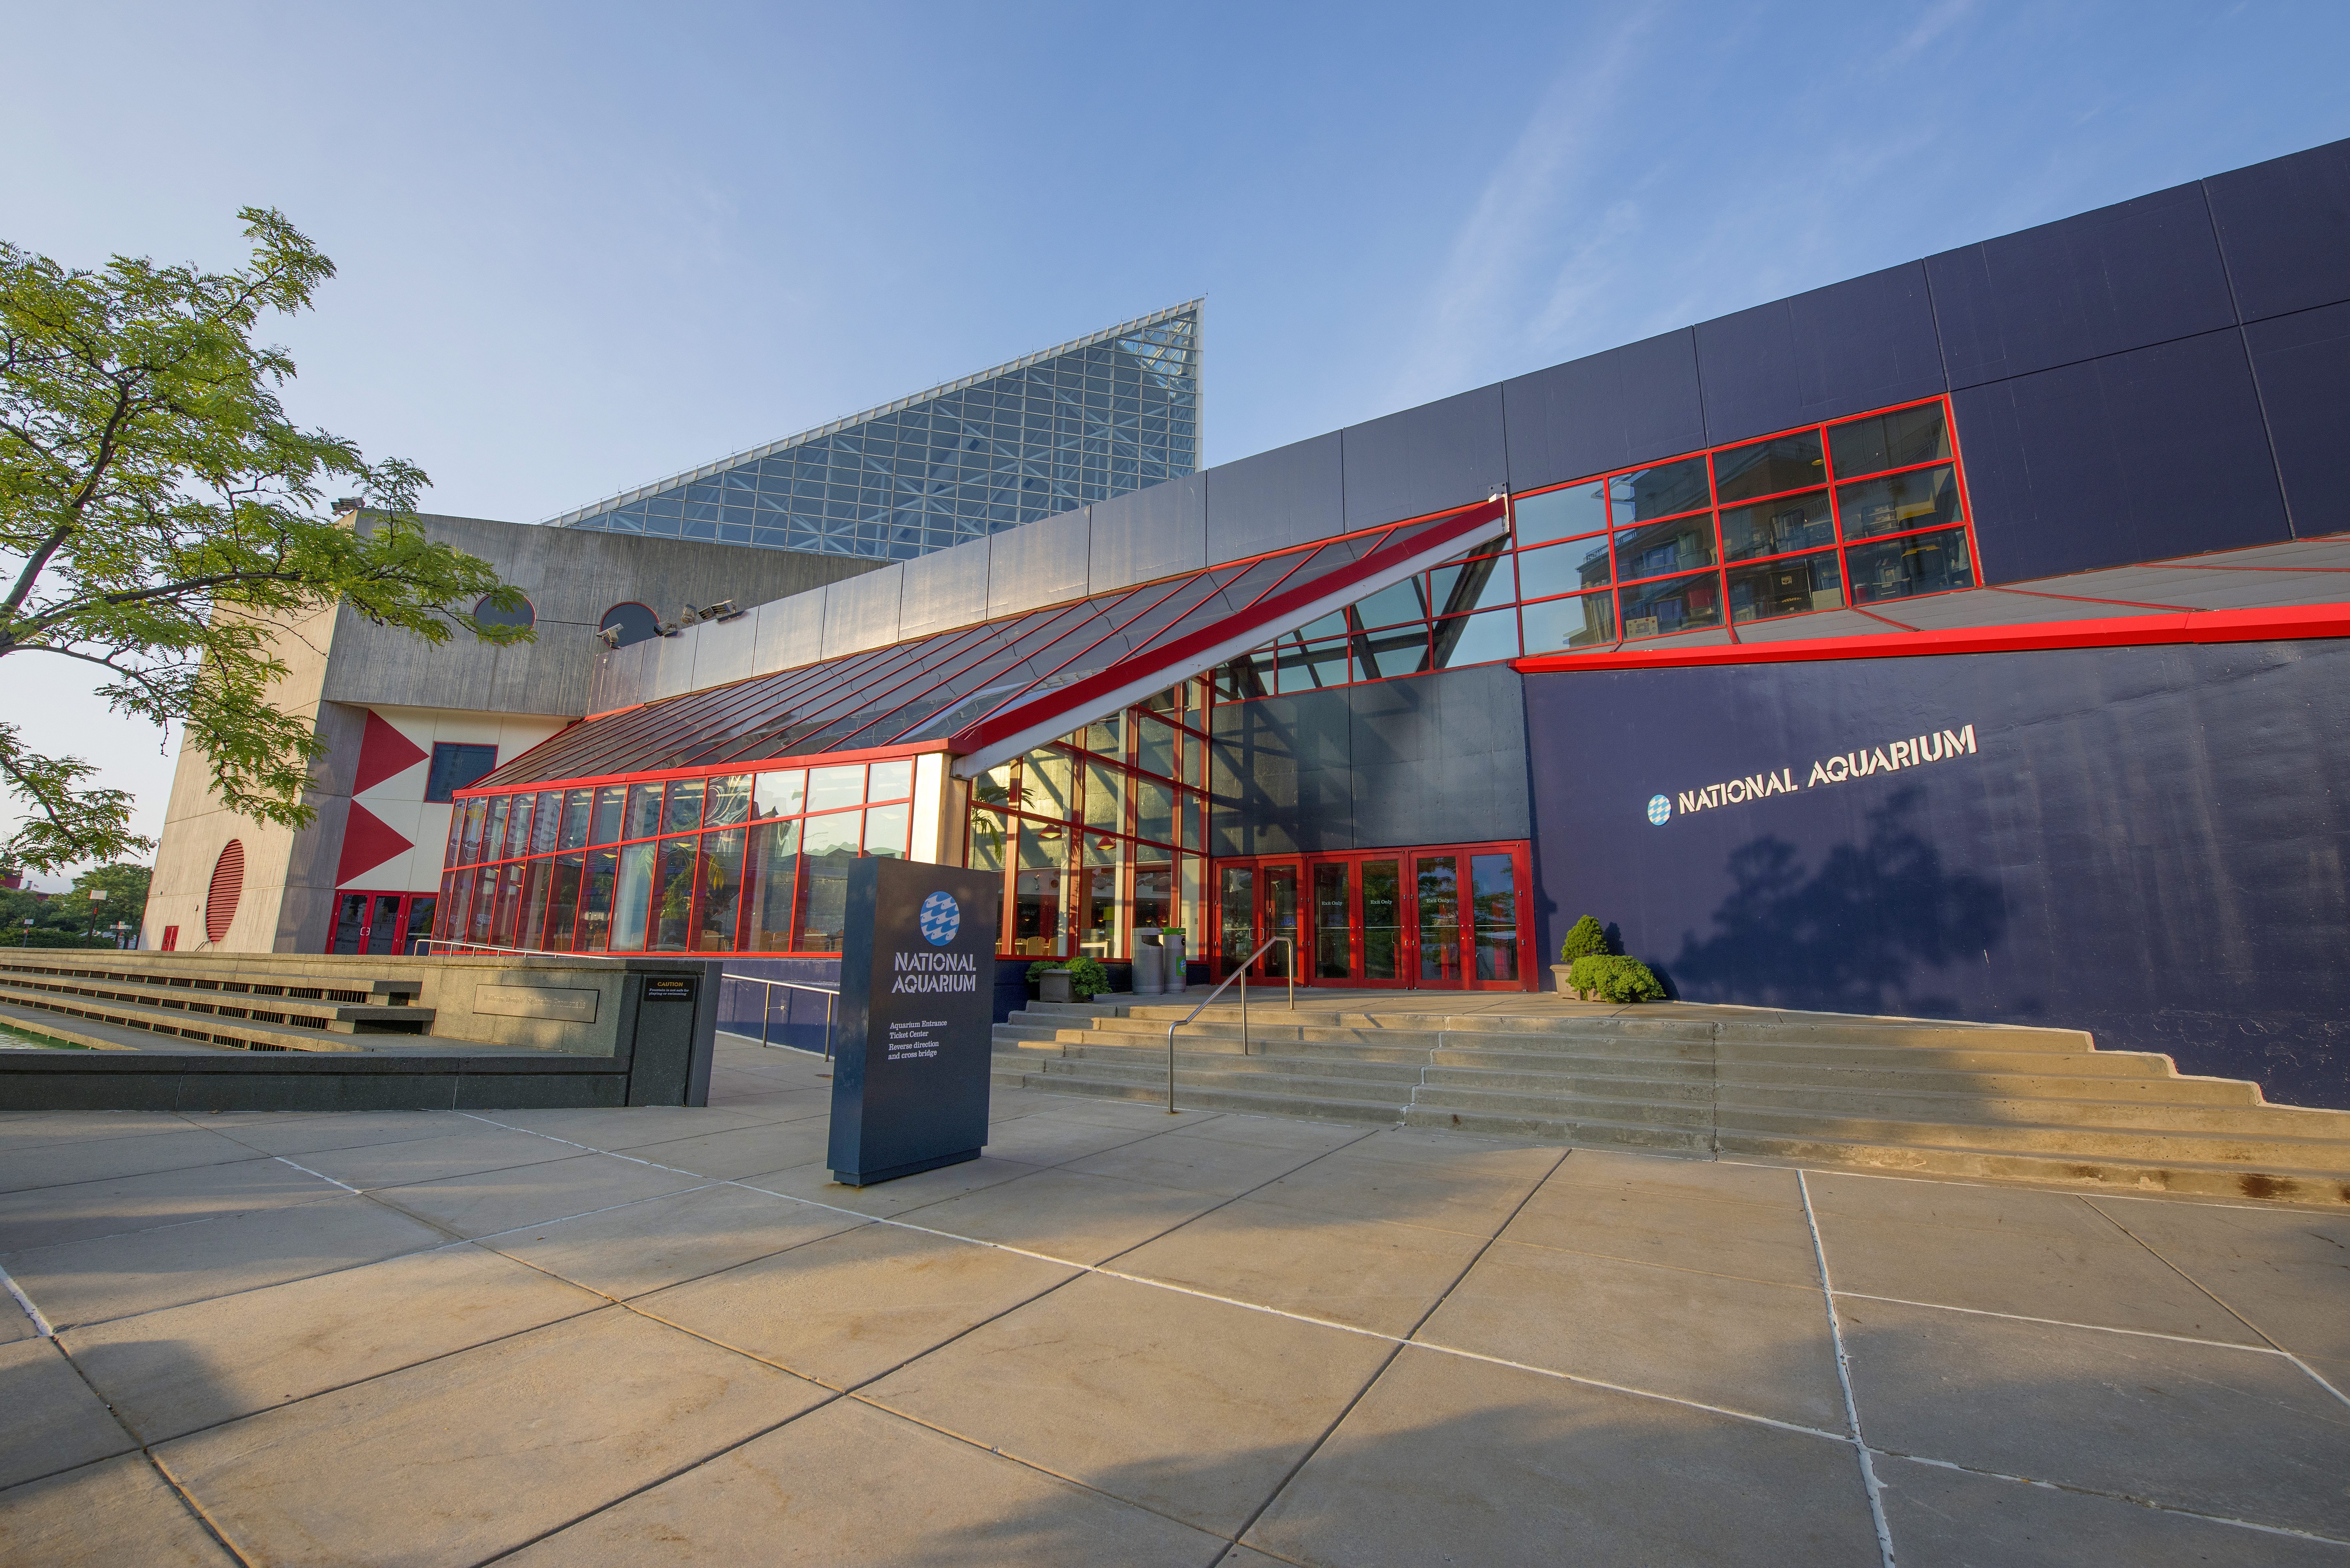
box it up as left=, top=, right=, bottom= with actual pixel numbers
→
left=1711, top=1105, right=2350, bottom=1173
left=1714, top=1130, right=2350, bottom=1209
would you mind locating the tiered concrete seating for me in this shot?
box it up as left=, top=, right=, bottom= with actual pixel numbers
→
left=0, top=955, right=432, bottom=1052
left=993, top=997, right=2350, bottom=1206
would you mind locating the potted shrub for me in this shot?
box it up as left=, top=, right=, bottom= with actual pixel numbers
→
left=1029, top=957, right=1110, bottom=1004
left=1556, top=916, right=1608, bottom=998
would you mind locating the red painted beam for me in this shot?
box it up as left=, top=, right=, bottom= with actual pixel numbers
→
left=1510, top=603, right=2350, bottom=676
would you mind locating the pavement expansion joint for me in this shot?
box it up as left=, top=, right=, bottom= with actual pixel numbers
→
left=1883, top=1452, right=2350, bottom=1547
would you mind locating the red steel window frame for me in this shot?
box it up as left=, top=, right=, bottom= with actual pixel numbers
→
left=434, top=754, right=924, bottom=957
left=1213, top=394, right=1983, bottom=703
left=1209, top=840, right=1538, bottom=993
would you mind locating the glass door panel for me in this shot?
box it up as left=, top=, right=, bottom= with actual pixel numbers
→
left=1311, top=862, right=1353, bottom=980
left=329, top=893, right=368, bottom=954
left=1469, top=852, right=1521, bottom=986
left=1219, top=865, right=1255, bottom=977
left=1361, top=860, right=1401, bottom=982
left=402, top=896, right=437, bottom=955
left=1414, top=854, right=1463, bottom=987
left=1261, top=864, right=1297, bottom=977
left=364, top=894, right=405, bottom=955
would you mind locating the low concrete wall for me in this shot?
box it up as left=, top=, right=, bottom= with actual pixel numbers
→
left=0, top=952, right=720, bottom=1112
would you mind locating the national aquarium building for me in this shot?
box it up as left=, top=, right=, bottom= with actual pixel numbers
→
left=434, top=139, right=2350, bottom=1112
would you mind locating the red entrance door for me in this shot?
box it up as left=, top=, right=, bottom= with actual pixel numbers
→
left=329, top=891, right=438, bottom=954
left=1213, top=842, right=1531, bottom=991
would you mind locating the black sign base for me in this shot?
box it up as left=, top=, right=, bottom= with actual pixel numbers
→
left=833, top=1147, right=979, bottom=1187
left=826, top=858, right=1001, bottom=1187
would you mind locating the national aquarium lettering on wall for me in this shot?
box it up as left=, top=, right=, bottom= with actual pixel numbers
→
left=1644, top=725, right=1979, bottom=825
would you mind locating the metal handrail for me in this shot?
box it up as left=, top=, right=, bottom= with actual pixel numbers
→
left=419, top=942, right=840, bottom=1059
left=723, top=973, right=841, bottom=1060
left=1163, top=936, right=1293, bottom=1114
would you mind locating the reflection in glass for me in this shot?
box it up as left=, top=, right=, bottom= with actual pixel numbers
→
left=1471, top=853, right=1520, bottom=981
left=1135, top=778, right=1176, bottom=847
left=863, top=802, right=910, bottom=857
left=1427, top=540, right=1512, bottom=618
left=868, top=758, right=914, bottom=800
left=519, top=860, right=549, bottom=949
left=1713, top=430, right=1826, bottom=504
left=1348, top=576, right=1425, bottom=630
left=1431, top=607, right=1519, bottom=669
left=1136, top=715, right=1176, bottom=777
left=694, top=828, right=745, bottom=952
left=610, top=842, right=655, bottom=951
left=1848, top=528, right=1975, bottom=603
left=703, top=774, right=751, bottom=827
left=1354, top=624, right=1428, bottom=681
left=1082, top=760, right=1123, bottom=834
left=589, top=786, right=624, bottom=845
left=624, top=782, right=662, bottom=841
left=968, top=807, right=1008, bottom=871
left=483, top=797, right=510, bottom=863
left=532, top=793, right=561, bottom=853
left=1830, top=402, right=1949, bottom=478
left=580, top=851, right=616, bottom=952
left=662, top=779, right=704, bottom=835
left=1277, top=637, right=1352, bottom=693
left=1609, top=456, right=1710, bottom=522
left=652, top=835, right=697, bottom=951
left=752, top=770, right=805, bottom=819
left=1618, top=571, right=1723, bottom=638
left=1719, top=490, right=1835, bottom=561
left=458, top=798, right=486, bottom=862
left=1083, top=712, right=1124, bottom=756
left=1022, top=750, right=1073, bottom=819
left=492, top=865, right=524, bottom=946
left=802, top=810, right=861, bottom=857
left=1313, top=862, right=1352, bottom=979
left=1728, top=551, right=1844, bottom=622
left=743, top=819, right=800, bottom=952
left=1219, top=865, right=1254, bottom=977
left=1513, top=539, right=1611, bottom=602
left=545, top=854, right=583, bottom=952
left=1836, top=464, right=1960, bottom=539
left=808, top=765, right=864, bottom=812
left=1521, top=590, right=1618, bottom=653
left=1076, top=866, right=1120, bottom=957
left=1416, top=856, right=1460, bottom=984
left=1615, top=516, right=1717, bottom=580
left=1133, top=863, right=1173, bottom=936
left=1261, top=866, right=1296, bottom=977
left=1512, top=483, right=1608, bottom=543
left=558, top=790, right=591, bottom=852
left=796, top=844, right=857, bottom=953
left=1361, top=859, right=1401, bottom=981
left=403, top=895, right=437, bottom=956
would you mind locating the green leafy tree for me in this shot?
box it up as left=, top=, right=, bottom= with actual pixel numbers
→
left=0, top=208, right=530, bottom=872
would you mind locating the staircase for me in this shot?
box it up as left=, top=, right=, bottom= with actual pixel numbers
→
left=993, top=997, right=2350, bottom=1207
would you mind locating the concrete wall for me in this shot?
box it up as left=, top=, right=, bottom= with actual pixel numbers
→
left=147, top=514, right=878, bottom=955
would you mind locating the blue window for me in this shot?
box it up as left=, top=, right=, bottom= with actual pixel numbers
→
left=426, top=743, right=498, bottom=804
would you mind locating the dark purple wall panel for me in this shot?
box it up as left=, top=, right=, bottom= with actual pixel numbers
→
left=1695, top=262, right=1945, bottom=447
left=1954, top=328, right=2288, bottom=583
left=2244, top=300, right=2350, bottom=541
left=1204, top=432, right=1344, bottom=566
left=1502, top=328, right=1709, bottom=491
left=1341, top=383, right=1508, bottom=529
left=2204, top=137, right=2350, bottom=323
left=1522, top=641, right=2350, bottom=1109
left=1928, top=182, right=2237, bottom=389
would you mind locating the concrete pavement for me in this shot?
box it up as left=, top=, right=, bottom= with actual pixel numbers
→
left=0, top=1036, right=2345, bottom=1565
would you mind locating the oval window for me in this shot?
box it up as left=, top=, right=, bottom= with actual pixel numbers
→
left=474, top=593, right=535, bottom=632
left=599, top=602, right=661, bottom=649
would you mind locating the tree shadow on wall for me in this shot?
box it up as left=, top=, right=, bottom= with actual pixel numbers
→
left=1667, top=786, right=2007, bottom=1017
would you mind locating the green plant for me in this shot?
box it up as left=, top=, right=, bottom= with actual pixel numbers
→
left=1559, top=916, right=1609, bottom=962
left=1026, top=956, right=1111, bottom=1000
left=1567, top=953, right=1666, bottom=1002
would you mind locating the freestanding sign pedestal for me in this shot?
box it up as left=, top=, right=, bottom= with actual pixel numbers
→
left=827, top=858, right=1002, bottom=1186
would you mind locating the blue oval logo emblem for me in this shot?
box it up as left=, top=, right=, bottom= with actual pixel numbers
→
left=918, top=891, right=961, bottom=946
left=1646, top=794, right=1672, bottom=826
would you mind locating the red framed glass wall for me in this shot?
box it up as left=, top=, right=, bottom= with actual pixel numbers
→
left=966, top=680, right=1210, bottom=961
left=1213, top=842, right=1535, bottom=991
left=1213, top=396, right=1981, bottom=699
left=435, top=755, right=920, bottom=956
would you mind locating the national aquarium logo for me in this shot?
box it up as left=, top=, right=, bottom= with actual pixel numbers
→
left=917, top=890, right=961, bottom=946
left=1644, top=724, right=1979, bottom=825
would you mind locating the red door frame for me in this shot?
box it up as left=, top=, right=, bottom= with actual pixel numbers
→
left=1210, top=840, right=1536, bottom=991
left=327, top=890, right=438, bottom=955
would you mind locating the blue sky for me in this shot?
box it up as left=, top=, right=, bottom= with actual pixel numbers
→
left=4, top=0, right=2347, bottom=876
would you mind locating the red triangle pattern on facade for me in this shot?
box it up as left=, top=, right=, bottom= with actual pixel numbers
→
left=335, top=800, right=413, bottom=887
left=353, top=708, right=429, bottom=796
